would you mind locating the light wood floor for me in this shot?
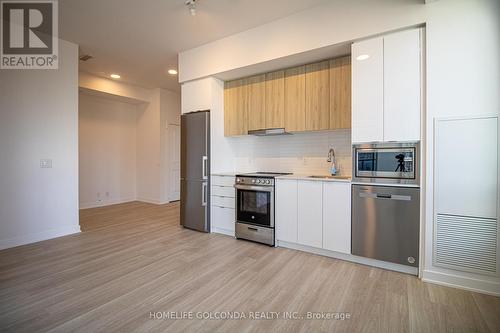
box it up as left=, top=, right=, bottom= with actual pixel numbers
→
left=0, top=201, right=499, bottom=332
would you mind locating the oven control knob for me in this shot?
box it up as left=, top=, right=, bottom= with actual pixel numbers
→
left=266, top=180, right=271, bottom=184
left=236, top=178, right=241, bottom=183
left=252, top=179, right=255, bottom=183
left=256, top=179, right=261, bottom=184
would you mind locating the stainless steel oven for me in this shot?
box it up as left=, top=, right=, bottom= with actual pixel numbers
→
left=352, top=142, right=420, bottom=185
left=236, top=183, right=274, bottom=228
left=234, top=172, right=290, bottom=246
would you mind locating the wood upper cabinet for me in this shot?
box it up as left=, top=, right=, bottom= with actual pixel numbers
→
left=223, top=57, right=352, bottom=136
left=330, top=56, right=351, bottom=130
left=305, top=60, right=330, bottom=131
left=284, top=65, right=306, bottom=132
left=246, top=74, right=266, bottom=131
left=224, top=79, right=247, bottom=136
left=265, top=70, right=285, bottom=129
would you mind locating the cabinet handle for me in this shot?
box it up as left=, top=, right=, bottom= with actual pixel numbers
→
left=202, top=156, right=208, bottom=180
left=247, top=227, right=258, bottom=232
left=202, top=183, right=207, bottom=206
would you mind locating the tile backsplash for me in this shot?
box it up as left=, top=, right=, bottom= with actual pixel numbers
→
left=229, top=129, right=352, bottom=176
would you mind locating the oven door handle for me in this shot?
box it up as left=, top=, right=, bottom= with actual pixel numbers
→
left=234, top=184, right=274, bottom=192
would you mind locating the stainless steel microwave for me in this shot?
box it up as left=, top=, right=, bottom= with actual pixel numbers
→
left=352, top=142, right=420, bottom=185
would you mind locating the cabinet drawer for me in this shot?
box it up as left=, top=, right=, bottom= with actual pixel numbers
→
left=211, top=185, right=235, bottom=198
left=211, top=175, right=235, bottom=187
left=211, top=195, right=235, bottom=209
left=212, top=205, right=235, bottom=232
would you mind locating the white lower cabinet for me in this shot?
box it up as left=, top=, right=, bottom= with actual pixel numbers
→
left=297, top=181, right=323, bottom=248
left=275, top=179, right=298, bottom=243
left=212, top=205, right=235, bottom=232
left=210, top=175, right=235, bottom=235
left=276, top=178, right=351, bottom=254
left=322, top=182, right=351, bottom=254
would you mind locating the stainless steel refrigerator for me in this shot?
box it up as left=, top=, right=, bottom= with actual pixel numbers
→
left=180, top=110, right=210, bottom=232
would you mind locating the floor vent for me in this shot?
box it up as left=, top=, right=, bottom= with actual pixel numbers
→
left=435, top=214, right=497, bottom=275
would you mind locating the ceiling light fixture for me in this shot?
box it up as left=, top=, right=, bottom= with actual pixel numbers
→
left=185, top=0, right=197, bottom=16
left=356, top=54, right=370, bottom=61
left=168, top=69, right=178, bottom=75
left=110, top=74, right=121, bottom=79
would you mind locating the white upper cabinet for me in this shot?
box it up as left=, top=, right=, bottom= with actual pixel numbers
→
left=352, top=28, right=421, bottom=143
left=275, top=179, right=298, bottom=243
left=352, top=37, right=384, bottom=143
left=384, top=29, right=421, bottom=142
left=322, top=182, right=351, bottom=254
left=297, top=180, right=323, bottom=248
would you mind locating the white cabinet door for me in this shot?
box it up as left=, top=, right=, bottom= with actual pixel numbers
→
left=322, top=182, right=351, bottom=254
left=352, top=37, right=384, bottom=143
left=297, top=180, right=323, bottom=248
left=211, top=205, right=235, bottom=232
left=384, top=29, right=421, bottom=142
left=275, top=179, right=298, bottom=243
left=436, top=116, right=498, bottom=219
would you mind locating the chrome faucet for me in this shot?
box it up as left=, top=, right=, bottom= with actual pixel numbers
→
left=327, top=148, right=335, bottom=162
left=327, top=148, right=338, bottom=175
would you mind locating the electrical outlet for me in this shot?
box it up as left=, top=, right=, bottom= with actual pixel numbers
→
left=40, top=159, right=52, bottom=168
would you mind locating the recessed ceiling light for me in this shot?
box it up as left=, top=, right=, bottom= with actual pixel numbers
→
left=110, top=74, right=121, bottom=79
left=168, top=69, right=178, bottom=75
left=356, top=54, right=370, bottom=61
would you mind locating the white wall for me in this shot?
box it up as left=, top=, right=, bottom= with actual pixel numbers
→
left=79, top=72, right=151, bottom=103
left=179, top=0, right=500, bottom=294
left=160, top=89, right=181, bottom=203
left=79, top=75, right=181, bottom=206
left=79, top=93, right=138, bottom=208
left=231, top=130, right=352, bottom=176
left=136, top=89, right=162, bottom=203
left=0, top=40, right=80, bottom=250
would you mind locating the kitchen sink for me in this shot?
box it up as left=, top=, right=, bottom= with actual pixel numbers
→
left=308, top=175, right=351, bottom=180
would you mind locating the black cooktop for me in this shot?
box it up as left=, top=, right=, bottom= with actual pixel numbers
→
left=236, top=172, right=292, bottom=178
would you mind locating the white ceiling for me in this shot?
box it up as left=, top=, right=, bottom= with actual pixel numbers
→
left=59, top=0, right=330, bottom=92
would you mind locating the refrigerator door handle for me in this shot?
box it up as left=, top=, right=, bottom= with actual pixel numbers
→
left=202, top=156, right=208, bottom=180
left=202, top=182, right=207, bottom=206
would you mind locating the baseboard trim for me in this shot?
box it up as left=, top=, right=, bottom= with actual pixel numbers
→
left=211, top=226, right=235, bottom=237
left=277, top=240, right=418, bottom=276
left=136, top=197, right=163, bottom=205
left=80, top=197, right=136, bottom=209
left=0, top=225, right=81, bottom=251
left=422, top=270, right=500, bottom=297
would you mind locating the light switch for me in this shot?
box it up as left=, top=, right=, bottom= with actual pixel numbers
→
left=40, top=159, right=52, bottom=168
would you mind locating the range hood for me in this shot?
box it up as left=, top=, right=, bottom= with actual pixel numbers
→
left=247, top=128, right=291, bottom=136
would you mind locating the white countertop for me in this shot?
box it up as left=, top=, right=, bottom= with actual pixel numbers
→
left=276, top=174, right=351, bottom=183
left=211, top=172, right=237, bottom=177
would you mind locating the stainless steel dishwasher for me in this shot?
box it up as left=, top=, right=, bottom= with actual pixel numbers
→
left=351, top=184, right=420, bottom=267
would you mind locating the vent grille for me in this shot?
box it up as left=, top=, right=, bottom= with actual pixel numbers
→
left=79, top=54, right=93, bottom=61
left=435, top=214, right=497, bottom=274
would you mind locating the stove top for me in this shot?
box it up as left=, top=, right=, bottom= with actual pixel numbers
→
left=236, top=172, right=292, bottom=178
